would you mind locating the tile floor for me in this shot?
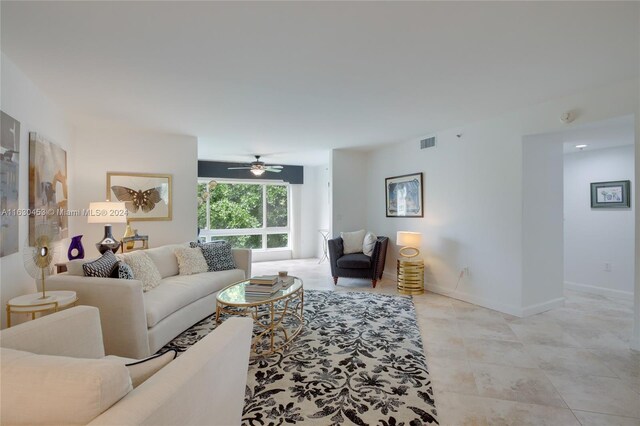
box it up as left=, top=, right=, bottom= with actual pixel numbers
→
left=253, top=258, right=639, bottom=426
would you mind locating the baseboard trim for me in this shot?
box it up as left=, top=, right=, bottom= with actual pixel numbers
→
left=521, top=297, right=565, bottom=317
left=424, top=284, right=523, bottom=317
left=564, top=281, right=633, bottom=300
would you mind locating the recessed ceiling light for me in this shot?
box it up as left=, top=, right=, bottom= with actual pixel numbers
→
left=575, top=144, right=587, bottom=149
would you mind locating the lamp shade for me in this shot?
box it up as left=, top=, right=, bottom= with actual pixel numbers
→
left=397, top=231, right=422, bottom=248
left=87, top=202, right=127, bottom=224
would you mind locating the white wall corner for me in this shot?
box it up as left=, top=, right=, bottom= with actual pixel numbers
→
left=520, top=297, right=565, bottom=317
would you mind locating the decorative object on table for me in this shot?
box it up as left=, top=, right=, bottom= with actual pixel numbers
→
left=396, top=231, right=424, bottom=295
left=163, top=290, right=438, bottom=425
left=107, top=172, right=172, bottom=221
left=1, top=111, right=20, bottom=257
left=67, top=235, right=85, bottom=260
left=28, top=132, right=68, bottom=245
left=22, top=222, right=58, bottom=300
left=317, top=229, right=330, bottom=263
left=227, top=155, right=284, bottom=176
left=590, top=180, right=631, bottom=208
left=385, top=172, right=423, bottom=217
left=328, top=235, right=389, bottom=288
left=244, top=275, right=283, bottom=296
left=87, top=201, right=127, bottom=254
left=121, top=229, right=149, bottom=253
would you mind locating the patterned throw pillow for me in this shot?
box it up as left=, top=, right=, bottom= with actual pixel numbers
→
left=174, top=247, right=208, bottom=276
left=121, top=251, right=162, bottom=292
left=82, top=251, right=118, bottom=278
left=109, top=261, right=134, bottom=280
left=189, top=241, right=236, bottom=271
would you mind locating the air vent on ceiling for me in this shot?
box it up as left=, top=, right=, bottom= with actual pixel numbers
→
left=420, top=136, right=436, bottom=149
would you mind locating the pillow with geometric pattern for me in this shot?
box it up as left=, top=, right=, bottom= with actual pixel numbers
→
left=189, top=241, right=236, bottom=272
left=109, top=261, right=135, bottom=280
left=82, top=251, right=118, bottom=278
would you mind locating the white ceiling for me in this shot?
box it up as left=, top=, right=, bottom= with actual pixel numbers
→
left=562, top=115, right=635, bottom=154
left=2, top=2, right=638, bottom=165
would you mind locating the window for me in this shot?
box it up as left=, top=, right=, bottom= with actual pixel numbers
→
left=197, top=180, right=289, bottom=250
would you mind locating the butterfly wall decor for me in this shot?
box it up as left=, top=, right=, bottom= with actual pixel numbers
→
left=106, top=173, right=172, bottom=221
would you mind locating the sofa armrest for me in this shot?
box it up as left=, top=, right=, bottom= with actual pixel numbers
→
left=0, top=306, right=105, bottom=359
left=232, top=248, right=252, bottom=278
left=47, top=274, right=150, bottom=358
left=89, top=317, right=253, bottom=426
left=328, top=237, right=344, bottom=277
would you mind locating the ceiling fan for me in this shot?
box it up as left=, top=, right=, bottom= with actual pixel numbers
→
left=227, top=155, right=283, bottom=176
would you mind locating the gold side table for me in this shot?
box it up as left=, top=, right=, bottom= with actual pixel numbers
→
left=397, top=258, right=425, bottom=295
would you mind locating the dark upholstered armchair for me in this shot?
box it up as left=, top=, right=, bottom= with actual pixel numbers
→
left=328, top=236, right=389, bottom=288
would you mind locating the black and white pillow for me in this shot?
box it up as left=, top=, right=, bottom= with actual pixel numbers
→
left=189, top=241, right=236, bottom=271
left=82, top=251, right=118, bottom=277
left=109, top=261, right=135, bottom=280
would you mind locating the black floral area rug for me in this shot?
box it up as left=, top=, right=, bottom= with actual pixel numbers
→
left=160, top=290, right=439, bottom=426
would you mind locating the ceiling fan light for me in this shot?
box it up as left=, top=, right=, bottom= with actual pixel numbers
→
left=251, top=168, right=265, bottom=176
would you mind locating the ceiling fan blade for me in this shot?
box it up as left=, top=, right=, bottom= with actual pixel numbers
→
left=227, top=166, right=252, bottom=170
left=265, top=168, right=282, bottom=173
left=266, top=165, right=283, bottom=169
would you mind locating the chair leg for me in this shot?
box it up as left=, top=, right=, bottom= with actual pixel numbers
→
left=372, top=279, right=377, bottom=288
left=333, top=277, right=338, bottom=285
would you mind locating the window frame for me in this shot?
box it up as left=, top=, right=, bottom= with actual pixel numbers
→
left=198, top=178, right=291, bottom=251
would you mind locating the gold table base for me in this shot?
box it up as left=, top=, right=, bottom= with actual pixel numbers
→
left=216, top=286, right=304, bottom=357
left=397, top=259, right=425, bottom=295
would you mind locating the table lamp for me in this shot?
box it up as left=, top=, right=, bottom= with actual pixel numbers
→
left=88, top=201, right=127, bottom=253
left=396, top=231, right=422, bottom=258
left=396, top=231, right=424, bottom=295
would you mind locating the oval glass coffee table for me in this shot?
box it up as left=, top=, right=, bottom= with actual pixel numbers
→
left=216, top=277, right=304, bottom=357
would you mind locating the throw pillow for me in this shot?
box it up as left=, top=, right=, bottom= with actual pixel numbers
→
left=363, top=232, right=377, bottom=257
left=190, top=241, right=236, bottom=271
left=121, top=251, right=162, bottom=292
left=82, top=251, right=118, bottom=278
left=109, top=261, right=135, bottom=280
left=174, top=247, right=208, bottom=275
left=125, top=350, right=176, bottom=388
left=0, top=347, right=132, bottom=425
left=341, top=229, right=366, bottom=254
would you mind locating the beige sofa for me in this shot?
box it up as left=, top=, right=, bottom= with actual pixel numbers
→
left=47, top=243, right=252, bottom=358
left=0, top=306, right=252, bottom=425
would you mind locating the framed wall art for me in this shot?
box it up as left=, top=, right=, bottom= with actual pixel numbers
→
left=1, top=111, right=20, bottom=256
left=590, top=180, right=631, bottom=208
left=385, top=172, right=423, bottom=217
left=107, top=172, right=172, bottom=221
left=29, top=132, right=68, bottom=244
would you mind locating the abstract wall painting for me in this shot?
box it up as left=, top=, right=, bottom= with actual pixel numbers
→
left=1, top=111, right=20, bottom=256
left=29, top=132, right=68, bottom=244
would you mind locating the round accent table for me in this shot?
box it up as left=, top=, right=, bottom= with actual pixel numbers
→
left=6, top=291, right=78, bottom=327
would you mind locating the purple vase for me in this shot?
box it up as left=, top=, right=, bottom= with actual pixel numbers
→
left=67, top=235, right=85, bottom=260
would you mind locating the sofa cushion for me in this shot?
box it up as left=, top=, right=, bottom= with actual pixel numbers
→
left=0, top=347, right=132, bottom=425
left=144, top=269, right=246, bottom=328
left=121, top=251, right=162, bottom=292
left=145, top=243, right=188, bottom=278
left=363, top=232, right=377, bottom=256
left=67, top=258, right=93, bottom=276
left=337, top=253, right=371, bottom=269
left=340, top=229, right=366, bottom=254
left=174, top=247, right=208, bottom=275
left=82, top=251, right=118, bottom=277
left=110, top=261, right=135, bottom=279
left=190, top=241, right=236, bottom=271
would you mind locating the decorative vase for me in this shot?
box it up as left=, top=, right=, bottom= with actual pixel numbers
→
left=67, top=235, right=85, bottom=260
left=123, top=222, right=135, bottom=250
